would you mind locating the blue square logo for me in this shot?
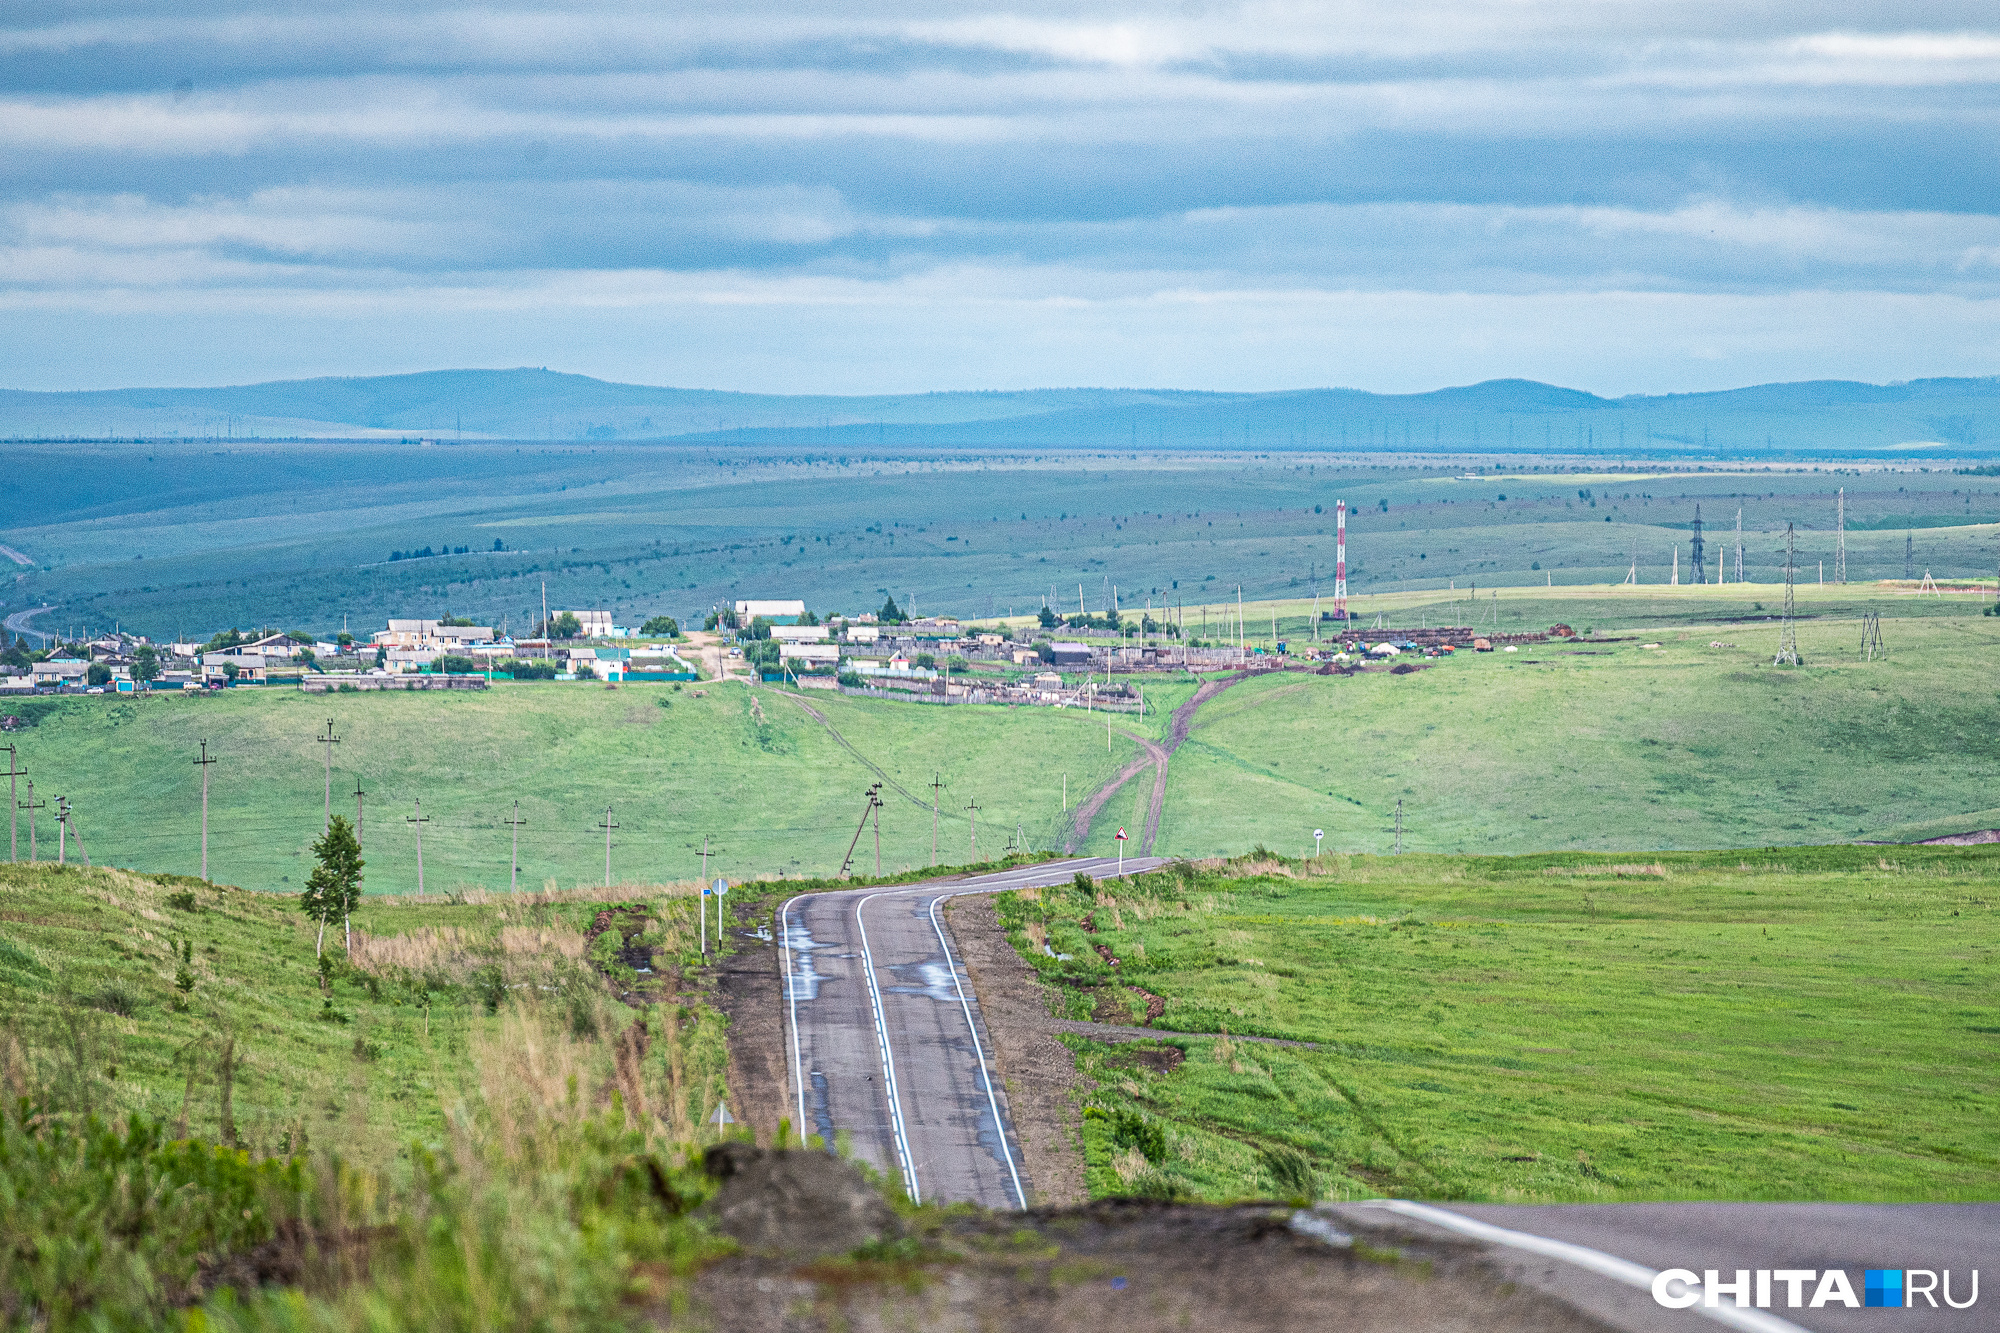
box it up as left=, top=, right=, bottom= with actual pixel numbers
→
left=1865, top=1269, right=1904, bottom=1309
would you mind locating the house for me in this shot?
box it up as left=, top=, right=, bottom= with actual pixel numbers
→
left=844, top=625, right=881, bottom=643
left=372, top=620, right=495, bottom=649
left=555, top=610, right=613, bottom=638
left=1049, top=642, right=1093, bottom=666
left=201, top=651, right=268, bottom=682
left=32, top=658, right=89, bottom=688
left=772, top=625, right=830, bottom=642
left=1033, top=671, right=1063, bottom=688
left=975, top=633, right=1004, bottom=646
left=1011, top=649, right=1041, bottom=665
left=735, top=599, right=806, bottom=624
left=779, top=642, right=840, bottom=665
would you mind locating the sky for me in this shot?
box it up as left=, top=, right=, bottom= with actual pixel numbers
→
left=4, top=0, right=1999, bottom=394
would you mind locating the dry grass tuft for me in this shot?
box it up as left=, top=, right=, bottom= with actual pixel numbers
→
left=1542, top=863, right=1669, bottom=878
left=348, top=922, right=587, bottom=975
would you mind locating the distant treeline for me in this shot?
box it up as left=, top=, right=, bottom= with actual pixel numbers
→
left=390, top=538, right=505, bottom=561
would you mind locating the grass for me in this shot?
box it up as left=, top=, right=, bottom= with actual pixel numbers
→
left=0, top=857, right=754, bottom=1331
left=1129, top=591, right=2000, bottom=858
left=1, top=679, right=1140, bottom=891
left=0, top=861, right=731, bottom=1160
left=13, top=587, right=2000, bottom=884
left=996, top=847, right=2000, bottom=1203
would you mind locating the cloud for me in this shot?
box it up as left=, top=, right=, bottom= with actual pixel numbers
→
left=0, top=0, right=1997, bottom=389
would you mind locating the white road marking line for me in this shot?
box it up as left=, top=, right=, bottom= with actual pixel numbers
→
left=780, top=893, right=809, bottom=1138
left=925, top=890, right=1028, bottom=1209
left=855, top=891, right=921, bottom=1202
left=1350, top=1201, right=1813, bottom=1333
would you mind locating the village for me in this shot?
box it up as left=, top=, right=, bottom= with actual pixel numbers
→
left=0, top=588, right=1558, bottom=724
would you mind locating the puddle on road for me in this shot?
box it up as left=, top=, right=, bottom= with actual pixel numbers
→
left=782, top=914, right=839, bottom=1001
left=886, top=959, right=963, bottom=1002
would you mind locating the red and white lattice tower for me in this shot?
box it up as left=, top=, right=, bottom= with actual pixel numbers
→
left=1333, top=500, right=1349, bottom=619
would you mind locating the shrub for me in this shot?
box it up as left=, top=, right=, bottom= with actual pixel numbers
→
left=1259, top=1144, right=1317, bottom=1200
left=91, top=983, right=140, bottom=1017
left=165, top=890, right=198, bottom=912
left=436, top=654, right=476, bottom=675
left=1088, top=1106, right=1166, bottom=1165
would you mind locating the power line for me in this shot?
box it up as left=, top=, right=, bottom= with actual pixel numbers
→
left=192, top=741, right=217, bottom=881
left=1775, top=523, right=1800, bottom=666
left=597, top=805, right=619, bottom=886
left=315, top=717, right=339, bottom=832
left=407, top=798, right=430, bottom=894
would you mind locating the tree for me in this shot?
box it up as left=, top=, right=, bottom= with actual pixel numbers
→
left=132, top=644, right=159, bottom=683
left=437, top=654, right=476, bottom=674
left=879, top=595, right=905, bottom=623
left=550, top=612, right=583, bottom=640
left=301, top=814, right=364, bottom=957
left=205, top=628, right=245, bottom=652
left=86, top=662, right=112, bottom=688
left=1037, top=605, right=1059, bottom=629
left=220, top=662, right=239, bottom=682
left=336, top=631, right=354, bottom=648
left=640, top=615, right=679, bottom=637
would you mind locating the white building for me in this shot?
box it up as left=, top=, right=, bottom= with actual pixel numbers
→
left=772, top=624, right=830, bottom=642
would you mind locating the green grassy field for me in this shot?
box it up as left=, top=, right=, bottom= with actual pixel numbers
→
left=1079, top=585, right=2000, bottom=858
left=1, top=680, right=1139, bottom=892
left=9, top=586, right=2000, bottom=884
left=997, top=846, right=2000, bottom=1203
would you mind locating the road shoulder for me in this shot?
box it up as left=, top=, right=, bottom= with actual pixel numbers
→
left=944, top=893, right=1089, bottom=1206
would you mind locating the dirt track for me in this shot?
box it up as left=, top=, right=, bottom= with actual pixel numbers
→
left=1067, top=669, right=1259, bottom=855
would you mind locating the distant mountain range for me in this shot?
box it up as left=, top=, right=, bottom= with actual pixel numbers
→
left=5, top=368, right=1998, bottom=457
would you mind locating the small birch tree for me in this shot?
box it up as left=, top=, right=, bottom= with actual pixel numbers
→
left=302, top=814, right=363, bottom=956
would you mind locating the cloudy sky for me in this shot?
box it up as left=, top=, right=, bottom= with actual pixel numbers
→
left=4, top=0, right=1999, bottom=393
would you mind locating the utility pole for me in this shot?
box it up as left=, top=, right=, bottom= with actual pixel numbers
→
left=408, top=798, right=429, bottom=894
left=1394, top=798, right=1403, bottom=855
left=20, top=780, right=41, bottom=863
left=1905, top=532, right=1914, bottom=581
left=56, top=796, right=68, bottom=866
left=1835, top=487, right=1846, bottom=584
left=873, top=789, right=882, bottom=876
left=967, top=799, right=980, bottom=861
left=701, top=834, right=709, bottom=880
left=1736, top=508, right=1744, bottom=583
left=193, top=741, right=216, bottom=881
left=929, top=772, right=944, bottom=866
left=316, top=717, right=339, bottom=832
left=506, top=801, right=526, bottom=891
left=353, top=776, right=365, bottom=849
left=599, top=805, right=618, bottom=887
left=1690, top=505, right=1706, bottom=584
left=1775, top=523, right=1800, bottom=666
left=840, top=783, right=882, bottom=878
left=3, top=743, right=20, bottom=863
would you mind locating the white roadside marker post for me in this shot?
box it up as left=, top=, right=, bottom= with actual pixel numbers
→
left=1116, top=827, right=1127, bottom=876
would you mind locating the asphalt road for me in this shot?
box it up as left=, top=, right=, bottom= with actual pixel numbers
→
left=3, top=605, right=52, bottom=646
left=1320, top=1201, right=1996, bottom=1333
left=781, top=855, right=1170, bottom=1207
